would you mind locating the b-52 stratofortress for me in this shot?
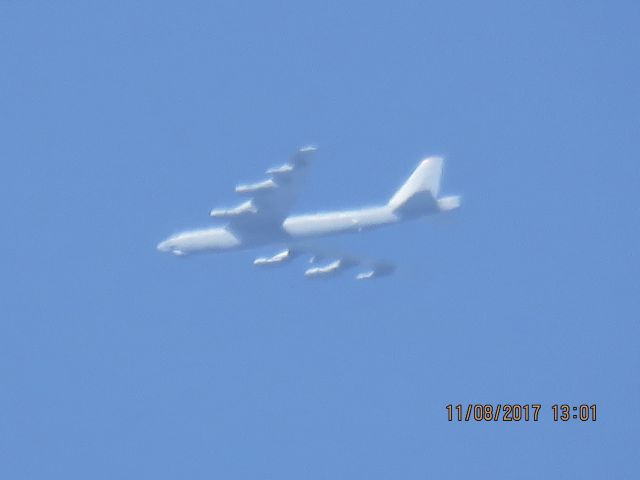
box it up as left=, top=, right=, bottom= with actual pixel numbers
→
left=157, top=146, right=461, bottom=279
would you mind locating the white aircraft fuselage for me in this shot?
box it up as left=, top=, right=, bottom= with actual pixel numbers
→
left=157, top=202, right=456, bottom=256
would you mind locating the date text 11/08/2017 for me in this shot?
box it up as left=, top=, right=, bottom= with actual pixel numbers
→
left=445, top=404, right=597, bottom=422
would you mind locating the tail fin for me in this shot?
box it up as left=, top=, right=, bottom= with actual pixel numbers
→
left=389, top=156, right=444, bottom=215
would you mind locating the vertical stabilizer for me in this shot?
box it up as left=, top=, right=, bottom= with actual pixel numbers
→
left=389, top=156, right=443, bottom=214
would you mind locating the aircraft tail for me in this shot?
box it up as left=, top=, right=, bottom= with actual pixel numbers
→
left=389, top=156, right=461, bottom=215
left=388, top=156, right=446, bottom=215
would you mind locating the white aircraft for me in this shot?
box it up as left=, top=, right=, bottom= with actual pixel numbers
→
left=157, top=146, right=461, bottom=279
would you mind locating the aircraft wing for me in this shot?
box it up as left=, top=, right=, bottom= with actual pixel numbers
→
left=210, top=146, right=317, bottom=225
left=253, top=244, right=396, bottom=280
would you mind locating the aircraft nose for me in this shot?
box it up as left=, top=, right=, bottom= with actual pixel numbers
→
left=157, top=239, right=172, bottom=252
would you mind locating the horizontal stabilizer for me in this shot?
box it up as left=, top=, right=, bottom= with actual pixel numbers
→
left=437, top=195, right=462, bottom=212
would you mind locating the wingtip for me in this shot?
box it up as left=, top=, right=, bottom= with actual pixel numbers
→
left=299, top=144, right=318, bottom=153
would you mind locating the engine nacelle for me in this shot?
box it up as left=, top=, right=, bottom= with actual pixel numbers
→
left=304, top=258, right=357, bottom=278
left=355, top=263, right=395, bottom=280
left=266, top=164, right=294, bottom=175
left=210, top=200, right=257, bottom=218
left=254, top=249, right=294, bottom=266
left=235, top=179, right=277, bottom=195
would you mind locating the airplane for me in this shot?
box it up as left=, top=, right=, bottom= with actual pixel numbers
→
left=157, top=146, right=461, bottom=279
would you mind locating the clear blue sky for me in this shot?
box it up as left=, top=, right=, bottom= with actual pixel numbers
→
left=2, top=1, right=638, bottom=478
